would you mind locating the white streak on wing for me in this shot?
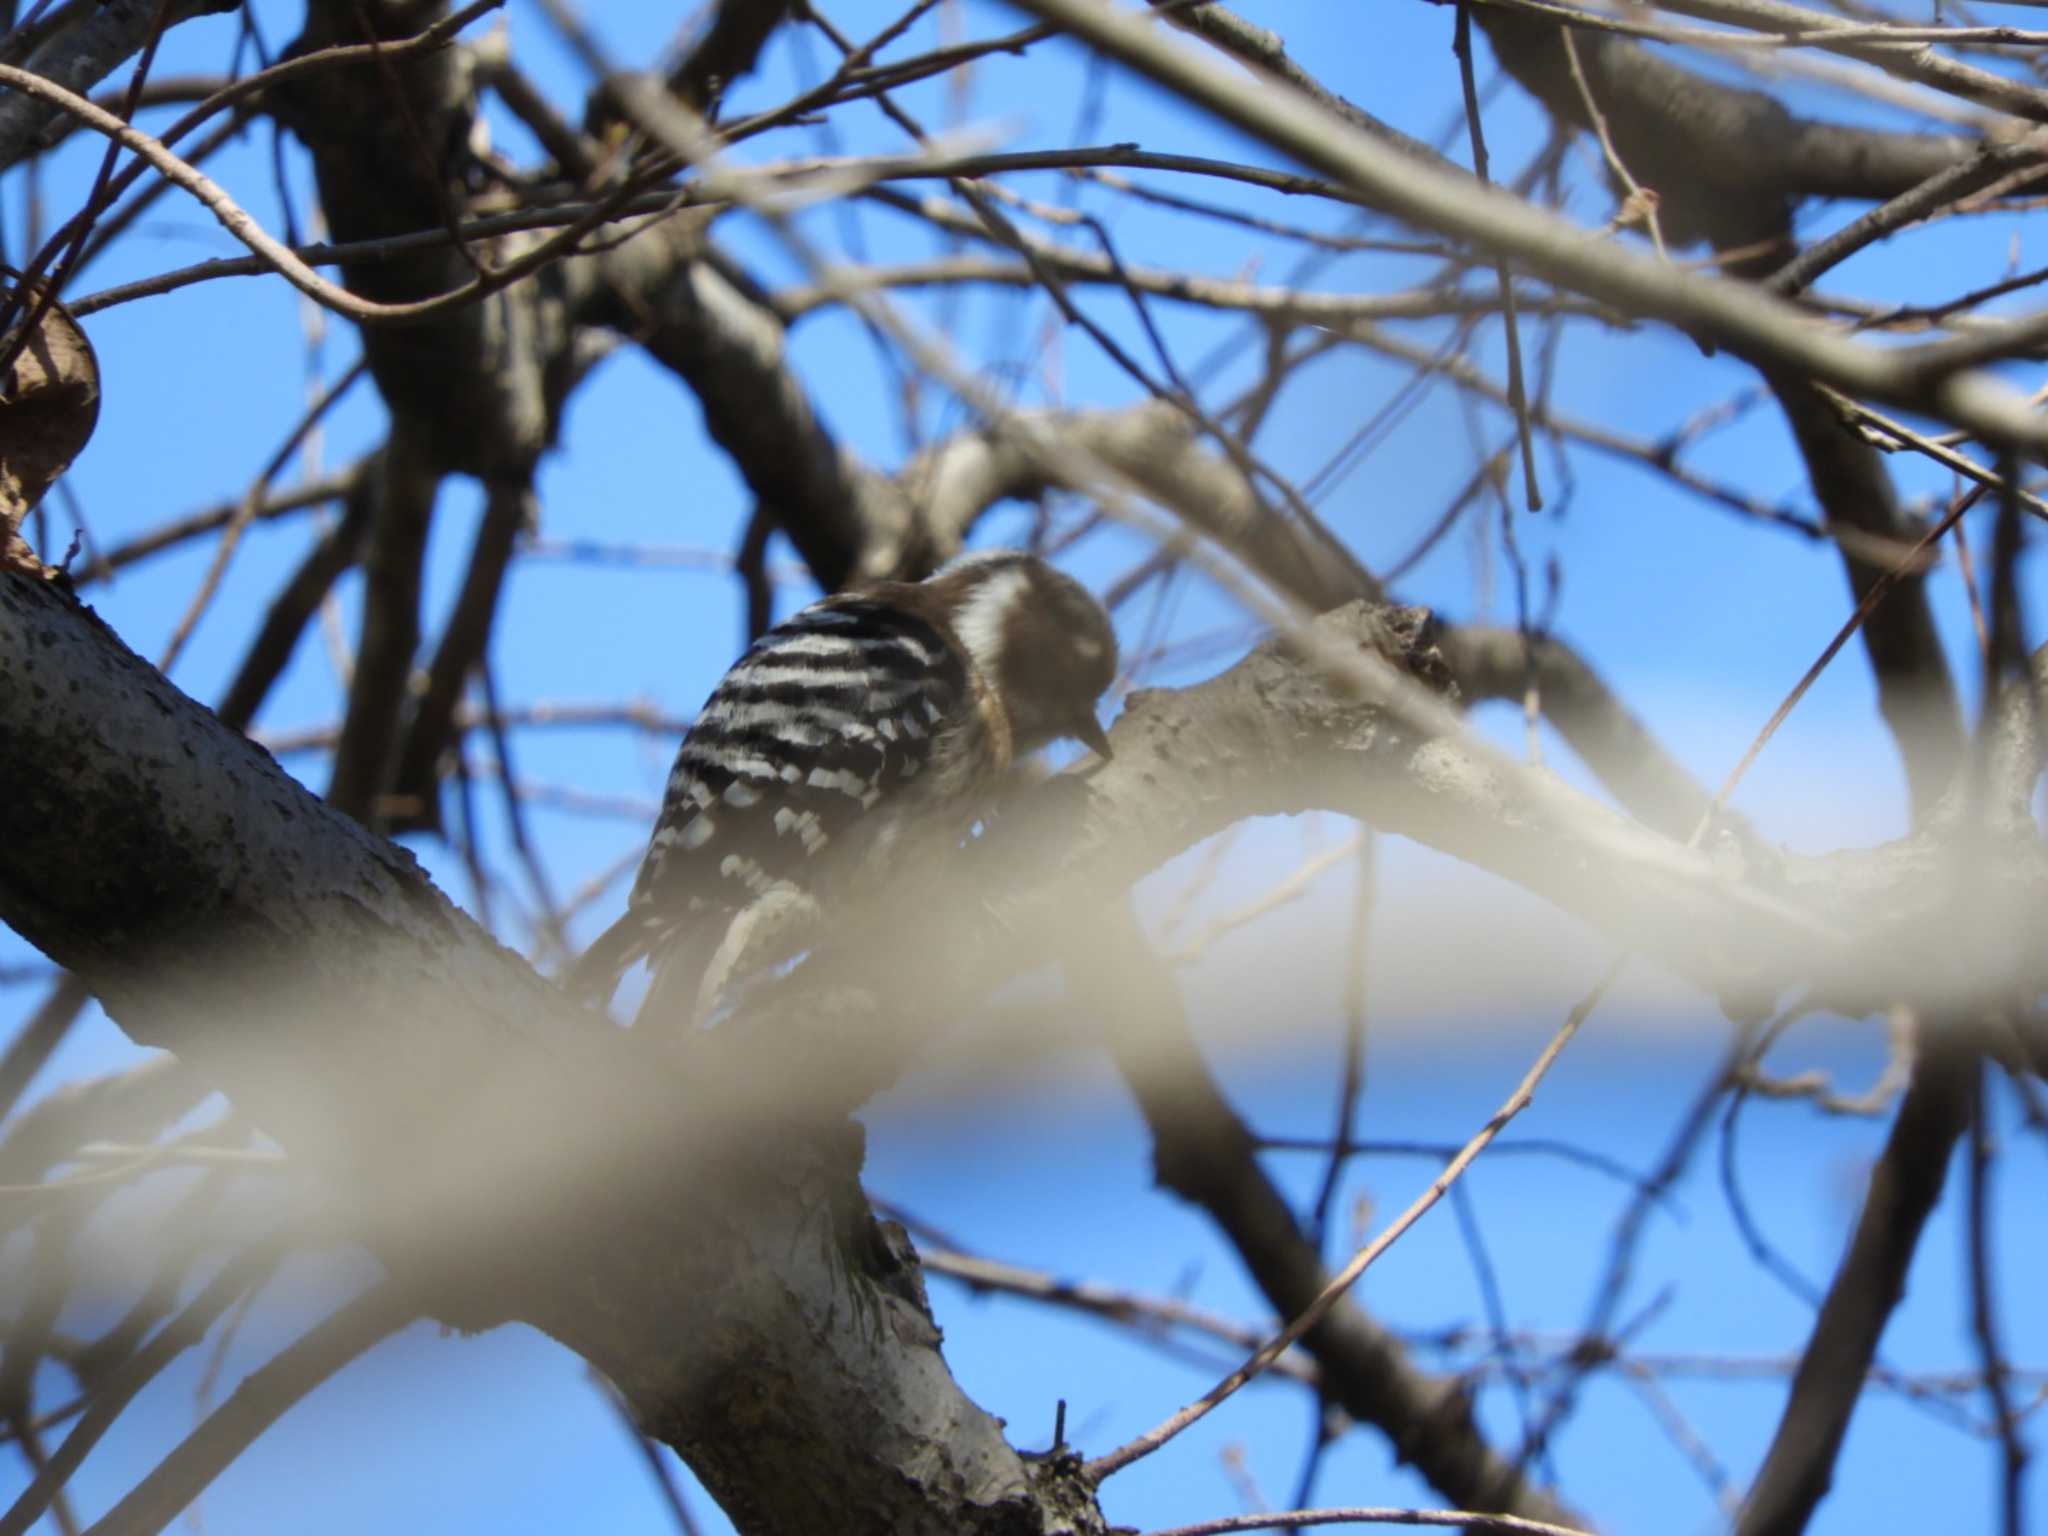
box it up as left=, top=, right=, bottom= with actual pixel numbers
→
left=722, top=781, right=760, bottom=808
left=681, top=816, right=717, bottom=850
left=682, top=749, right=786, bottom=784
left=718, top=853, right=780, bottom=897
left=776, top=806, right=829, bottom=852
left=790, top=612, right=939, bottom=663
left=761, top=632, right=872, bottom=662
left=728, top=662, right=870, bottom=692
left=876, top=631, right=938, bottom=665
left=700, top=703, right=841, bottom=744
left=749, top=703, right=847, bottom=737
left=806, top=765, right=875, bottom=801
left=950, top=566, right=1030, bottom=681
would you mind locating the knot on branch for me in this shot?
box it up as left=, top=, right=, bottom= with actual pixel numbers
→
left=1250, top=600, right=1459, bottom=726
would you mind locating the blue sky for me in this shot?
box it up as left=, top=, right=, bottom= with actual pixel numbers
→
left=2, top=2, right=2044, bottom=1533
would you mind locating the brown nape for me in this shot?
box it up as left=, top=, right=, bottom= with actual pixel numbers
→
left=884, top=551, right=1117, bottom=755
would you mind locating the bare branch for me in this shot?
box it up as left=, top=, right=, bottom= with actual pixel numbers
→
left=0, top=0, right=235, bottom=171
left=1008, top=0, right=2048, bottom=450
left=1078, top=905, right=1584, bottom=1525
left=79, top=1285, right=408, bottom=1536
left=1735, top=1038, right=1975, bottom=1536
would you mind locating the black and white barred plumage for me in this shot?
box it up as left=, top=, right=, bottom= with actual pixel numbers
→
left=572, top=550, right=1117, bottom=1024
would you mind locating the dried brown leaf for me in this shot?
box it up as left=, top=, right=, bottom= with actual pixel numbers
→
left=0, top=282, right=99, bottom=579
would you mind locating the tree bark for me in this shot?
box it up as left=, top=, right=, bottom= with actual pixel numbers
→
left=0, top=567, right=1096, bottom=1536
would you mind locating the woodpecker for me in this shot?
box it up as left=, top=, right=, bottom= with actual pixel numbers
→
left=571, top=550, right=1118, bottom=1026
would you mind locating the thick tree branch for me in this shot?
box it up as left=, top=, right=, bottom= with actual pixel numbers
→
left=1475, top=6, right=1969, bottom=816
left=1476, top=6, right=1976, bottom=257
left=585, top=228, right=917, bottom=587
left=739, top=603, right=2047, bottom=1094
left=0, top=0, right=235, bottom=172
left=1735, top=1037, right=1975, bottom=1536
left=271, top=0, right=557, bottom=480
left=1007, top=0, right=2048, bottom=449
left=387, top=476, right=533, bottom=832
left=1646, top=0, right=2048, bottom=123
left=0, top=568, right=1097, bottom=1536
left=1089, top=907, right=1586, bottom=1527
left=1763, top=373, right=1964, bottom=818
left=585, top=0, right=794, bottom=137
left=2, top=558, right=2038, bottom=1528
left=326, top=447, right=437, bottom=821
left=6, top=5, right=2035, bottom=1529
left=1438, top=626, right=1727, bottom=840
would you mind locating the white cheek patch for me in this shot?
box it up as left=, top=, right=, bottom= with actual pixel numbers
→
left=951, top=566, right=1031, bottom=681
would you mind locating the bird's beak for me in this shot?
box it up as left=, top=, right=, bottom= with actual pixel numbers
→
left=1073, top=714, right=1113, bottom=760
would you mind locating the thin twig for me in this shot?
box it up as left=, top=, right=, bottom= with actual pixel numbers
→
left=1556, top=22, right=1666, bottom=258
left=1140, top=1507, right=1592, bottom=1536
left=79, top=1284, right=407, bottom=1536
left=1086, top=968, right=1609, bottom=1482
left=1454, top=4, right=1540, bottom=509
left=156, top=359, right=366, bottom=674
left=0, top=1245, right=284, bottom=1536
left=1307, top=834, right=1375, bottom=1246
left=1967, top=1059, right=2030, bottom=1536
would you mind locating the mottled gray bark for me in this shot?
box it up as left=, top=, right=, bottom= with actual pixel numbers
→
left=0, top=0, right=236, bottom=172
